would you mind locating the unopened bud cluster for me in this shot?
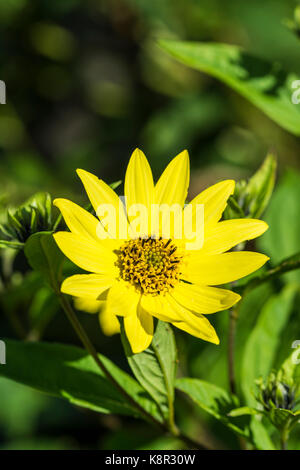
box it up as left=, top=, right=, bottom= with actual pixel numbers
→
left=256, top=373, right=297, bottom=412
left=0, top=192, right=61, bottom=245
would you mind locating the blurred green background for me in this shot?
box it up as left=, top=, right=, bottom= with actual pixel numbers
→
left=1, top=0, right=300, bottom=450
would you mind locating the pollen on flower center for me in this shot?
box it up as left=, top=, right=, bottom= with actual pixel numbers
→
left=117, top=237, right=182, bottom=295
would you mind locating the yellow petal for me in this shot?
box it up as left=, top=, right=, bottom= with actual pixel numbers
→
left=165, top=295, right=219, bottom=343
left=76, top=169, right=129, bottom=239
left=53, top=232, right=118, bottom=275
left=74, top=297, right=103, bottom=314
left=182, top=251, right=269, bottom=285
left=171, top=282, right=241, bottom=314
left=61, top=274, right=113, bottom=299
left=155, top=150, right=190, bottom=207
left=200, top=219, right=268, bottom=255
left=186, top=180, right=234, bottom=228
left=124, top=306, right=153, bottom=353
left=140, top=293, right=181, bottom=322
left=180, top=202, right=204, bottom=251
left=53, top=198, right=106, bottom=241
left=141, top=292, right=219, bottom=344
left=99, top=306, right=120, bottom=336
left=172, top=317, right=219, bottom=344
left=125, top=148, right=154, bottom=213
left=106, top=280, right=140, bottom=317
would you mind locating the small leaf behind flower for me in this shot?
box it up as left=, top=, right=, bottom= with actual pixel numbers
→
left=24, top=231, right=65, bottom=292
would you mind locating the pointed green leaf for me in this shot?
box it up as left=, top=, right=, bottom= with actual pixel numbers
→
left=228, top=406, right=260, bottom=417
left=121, top=320, right=177, bottom=421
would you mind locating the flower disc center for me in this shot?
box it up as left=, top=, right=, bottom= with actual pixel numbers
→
left=118, top=237, right=182, bottom=295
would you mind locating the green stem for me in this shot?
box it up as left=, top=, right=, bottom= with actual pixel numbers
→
left=228, top=306, right=238, bottom=396
left=280, top=427, right=289, bottom=450
left=58, top=293, right=209, bottom=450
left=227, top=244, right=244, bottom=396
left=238, top=253, right=300, bottom=295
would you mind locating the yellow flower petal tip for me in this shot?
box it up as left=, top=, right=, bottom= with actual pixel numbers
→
left=220, top=179, right=235, bottom=195
left=216, top=179, right=236, bottom=197
left=130, top=148, right=147, bottom=160
left=53, top=198, right=69, bottom=209
left=227, top=292, right=241, bottom=308
left=260, top=220, right=269, bottom=233
left=76, top=168, right=92, bottom=182
left=177, top=149, right=189, bottom=158
left=76, top=168, right=100, bottom=184
left=173, top=149, right=189, bottom=168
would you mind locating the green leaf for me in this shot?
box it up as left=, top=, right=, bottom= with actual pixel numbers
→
left=0, top=339, right=161, bottom=421
left=121, top=320, right=177, bottom=421
left=228, top=406, right=260, bottom=417
left=176, top=377, right=247, bottom=437
left=241, top=284, right=298, bottom=407
left=158, top=40, right=300, bottom=136
left=24, top=231, right=64, bottom=292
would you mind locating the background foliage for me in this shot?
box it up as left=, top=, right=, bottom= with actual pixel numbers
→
left=0, top=0, right=300, bottom=450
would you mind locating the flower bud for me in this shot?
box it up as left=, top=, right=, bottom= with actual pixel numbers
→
left=224, top=153, right=276, bottom=220
left=0, top=192, right=61, bottom=247
left=256, top=372, right=296, bottom=411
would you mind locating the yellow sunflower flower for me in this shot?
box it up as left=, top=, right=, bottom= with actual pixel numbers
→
left=53, top=149, right=269, bottom=354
